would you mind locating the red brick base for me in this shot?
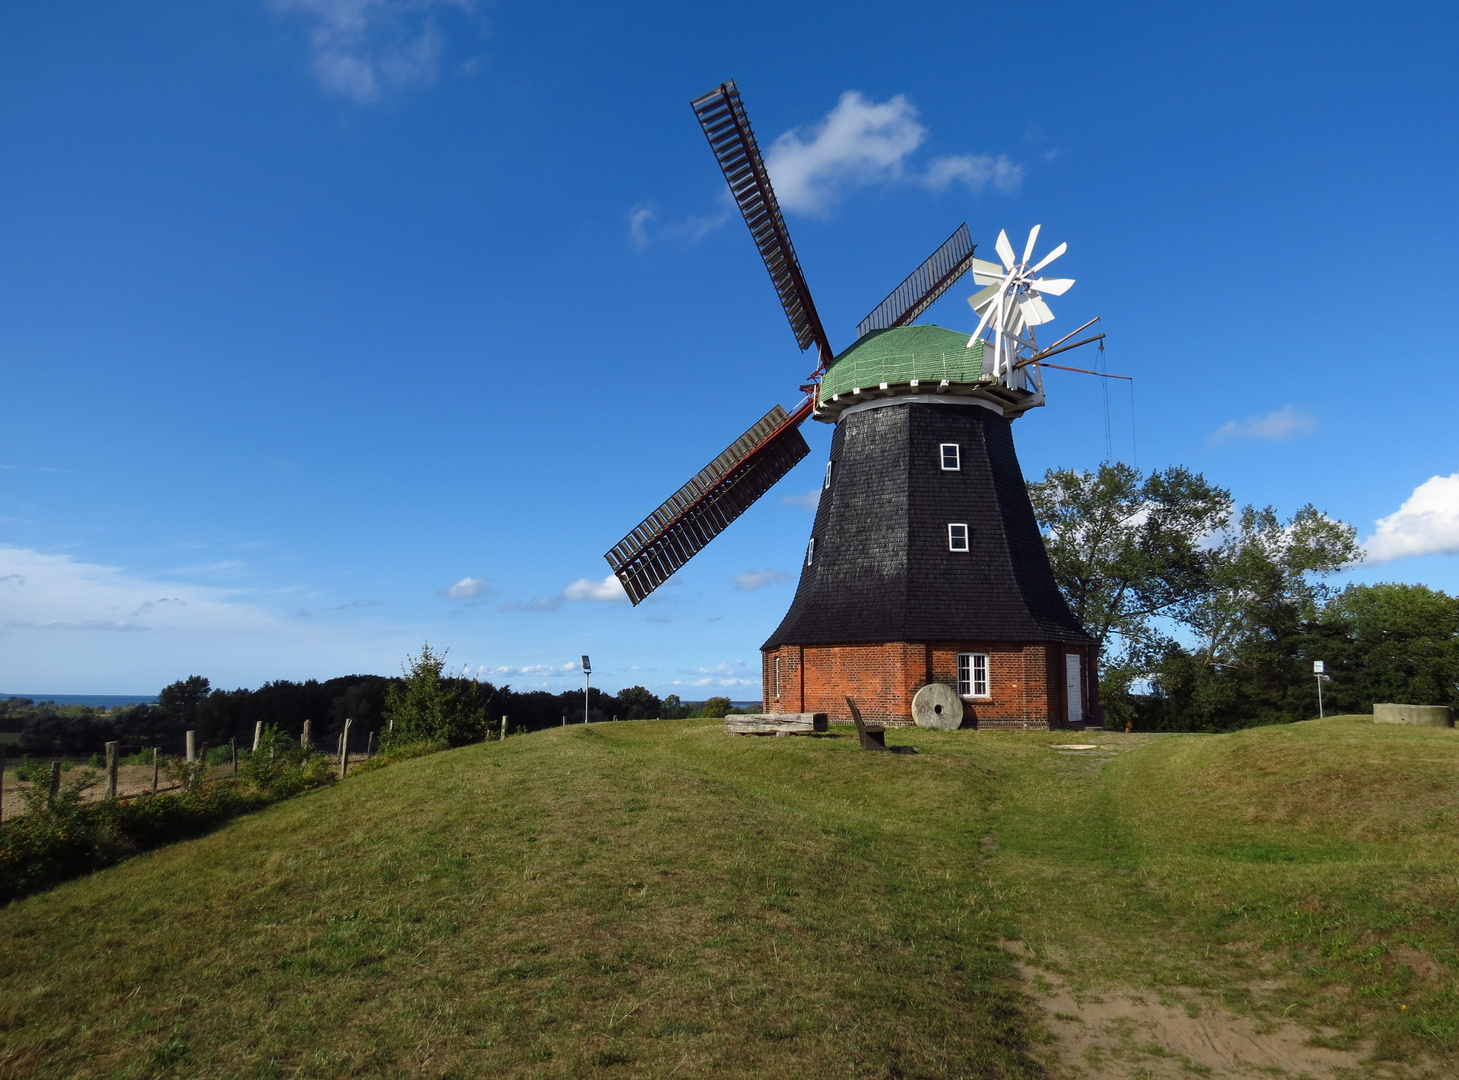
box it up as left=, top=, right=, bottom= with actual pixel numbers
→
left=761, top=641, right=1099, bottom=730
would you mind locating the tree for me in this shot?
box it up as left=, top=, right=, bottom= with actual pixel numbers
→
left=1319, top=584, right=1459, bottom=712
left=616, top=686, right=663, bottom=720
left=158, top=676, right=211, bottom=731
left=1029, top=463, right=1231, bottom=666
left=381, top=644, right=488, bottom=747
left=1181, top=503, right=1360, bottom=667
left=699, top=696, right=733, bottom=719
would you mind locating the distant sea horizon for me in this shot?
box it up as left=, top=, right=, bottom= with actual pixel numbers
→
left=2, top=693, right=159, bottom=709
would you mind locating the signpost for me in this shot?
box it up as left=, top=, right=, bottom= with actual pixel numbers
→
left=582, top=655, right=592, bottom=725
left=1313, top=660, right=1326, bottom=718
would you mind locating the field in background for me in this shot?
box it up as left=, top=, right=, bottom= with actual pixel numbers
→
left=0, top=717, right=1454, bottom=1078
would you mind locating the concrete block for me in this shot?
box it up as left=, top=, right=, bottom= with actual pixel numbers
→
left=1373, top=703, right=1454, bottom=727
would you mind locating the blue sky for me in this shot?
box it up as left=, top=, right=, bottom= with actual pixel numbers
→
left=2, top=1, right=1457, bottom=696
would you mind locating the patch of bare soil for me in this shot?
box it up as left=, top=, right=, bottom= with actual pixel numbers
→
left=1004, top=942, right=1369, bottom=1079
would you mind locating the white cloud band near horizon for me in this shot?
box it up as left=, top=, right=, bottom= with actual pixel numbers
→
left=501, top=573, right=628, bottom=612
left=1364, top=473, right=1459, bottom=564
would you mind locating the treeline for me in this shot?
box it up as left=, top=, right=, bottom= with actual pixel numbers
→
left=1032, top=463, right=1459, bottom=731
left=3, top=655, right=747, bottom=756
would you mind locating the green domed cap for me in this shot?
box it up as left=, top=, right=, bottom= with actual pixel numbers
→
left=820, top=325, right=986, bottom=401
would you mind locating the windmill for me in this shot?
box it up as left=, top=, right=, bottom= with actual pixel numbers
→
left=606, top=81, right=1104, bottom=730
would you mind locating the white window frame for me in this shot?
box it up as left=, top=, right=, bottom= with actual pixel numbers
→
left=940, top=443, right=960, bottom=470
left=948, top=523, right=969, bottom=552
left=958, top=652, right=989, bottom=698
left=806, top=537, right=815, bottom=566
left=824, top=461, right=832, bottom=489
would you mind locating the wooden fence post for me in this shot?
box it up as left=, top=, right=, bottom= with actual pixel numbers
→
left=231, top=737, right=238, bottom=774
left=339, top=718, right=353, bottom=779
left=153, top=747, right=159, bottom=793
left=105, top=741, right=119, bottom=799
left=49, top=760, right=61, bottom=804
left=366, top=730, right=377, bottom=758
left=252, top=721, right=264, bottom=753
left=301, top=719, right=312, bottom=749
left=185, top=730, right=196, bottom=763
left=501, top=715, right=508, bottom=740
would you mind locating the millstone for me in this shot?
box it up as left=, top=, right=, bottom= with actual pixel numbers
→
left=912, top=683, right=963, bottom=730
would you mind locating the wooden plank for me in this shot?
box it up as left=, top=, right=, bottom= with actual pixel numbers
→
left=724, top=713, right=828, bottom=736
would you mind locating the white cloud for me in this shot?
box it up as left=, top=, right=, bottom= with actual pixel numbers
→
left=628, top=204, right=655, bottom=249
left=923, top=153, right=1023, bottom=195
left=441, top=576, right=493, bottom=599
left=272, top=0, right=473, bottom=103
left=733, top=568, right=792, bottom=591
left=1208, top=405, right=1317, bottom=444
left=764, top=91, right=1021, bottom=214
left=781, top=488, right=820, bottom=511
left=563, top=574, right=628, bottom=602
left=502, top=573, right=628, bottom=612
left=626, top=196, right=732, bottom=249
left=1364, top=474, right=1459, bottom=564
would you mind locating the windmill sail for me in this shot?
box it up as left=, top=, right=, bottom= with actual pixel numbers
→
left=855, top=223, right=977, bottom=339
left=606, top=404, right=811, bottom=604
left=691, top=82, right=832, bottom=370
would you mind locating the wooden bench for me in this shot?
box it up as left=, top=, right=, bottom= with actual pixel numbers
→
left=724, top=713, right=829, bottom=736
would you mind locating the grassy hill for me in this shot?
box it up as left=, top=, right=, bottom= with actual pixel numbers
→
left=0, top=717, right=1455, bottom=1078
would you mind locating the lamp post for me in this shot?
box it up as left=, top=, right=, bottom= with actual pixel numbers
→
left=1313, top=660, right=1326, bottom=719
left=582, top=654, right=592, bottom=725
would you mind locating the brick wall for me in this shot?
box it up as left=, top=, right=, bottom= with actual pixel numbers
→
left=762, top=640, right=1099, bottom=730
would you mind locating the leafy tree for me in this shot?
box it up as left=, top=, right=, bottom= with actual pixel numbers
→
left=699, top=696, right=733, bottom=719
left=1318, top=584, right=1459, bottom=711
left=616, top=685, right=663, bottom=720
left=1182, top=504, right=1360, bottom=666
left=381, top=644, right=488, bottom=747
left=1029, top=463, right=1230, bottom=666
left=660, top=694, right=690, bottom=720
left=158, top=676, right=211, bottom=731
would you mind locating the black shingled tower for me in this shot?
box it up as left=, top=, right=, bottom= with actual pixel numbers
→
left=763, top=401, right=1091, bottom=650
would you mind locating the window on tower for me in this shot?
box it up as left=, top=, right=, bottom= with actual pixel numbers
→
left=824, top=461, right=832, bottom=489
left=774, top=656, right=782, bottom=699
left=958, top=653, right=989, bottom=698
left=806, top=538, right=815, bottom=565
left=940, top=443, right=960, bottom=470
left=948, top=523, right=970, bottom=551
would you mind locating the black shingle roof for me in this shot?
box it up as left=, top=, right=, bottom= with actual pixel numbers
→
left=762, top=401, right=1093, bottom=649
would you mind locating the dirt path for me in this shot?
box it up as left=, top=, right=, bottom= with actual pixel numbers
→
left=1005, top=942, right=1378, bottom=1079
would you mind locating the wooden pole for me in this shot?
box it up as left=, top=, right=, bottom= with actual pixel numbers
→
left=153, top=747, right=159, bottom=793
left=366, top=730, right=376, bottom=758
left=339, top=718, right=352, bottom=779
left=252, top=721, right=264, bottom=753
left=230, top=737, right=238, bottom=774
left=49, top=760, right=61, bottom=804
left=185, top=730, right=196, bottom=763
left=105, top=741, right=118, bottom=799
left=301, top=719, right=312, bottom=749
left=500, top=715, right=508, bottom=740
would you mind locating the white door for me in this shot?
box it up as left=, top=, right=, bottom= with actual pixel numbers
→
left=1065, top=654, right=1083, bottom=726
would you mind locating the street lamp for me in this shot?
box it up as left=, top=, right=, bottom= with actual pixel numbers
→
left=582, top=655, right=592, bottom=725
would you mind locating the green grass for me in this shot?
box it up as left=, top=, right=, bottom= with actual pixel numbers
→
left=0, top=716, right=1455, bottom=1078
